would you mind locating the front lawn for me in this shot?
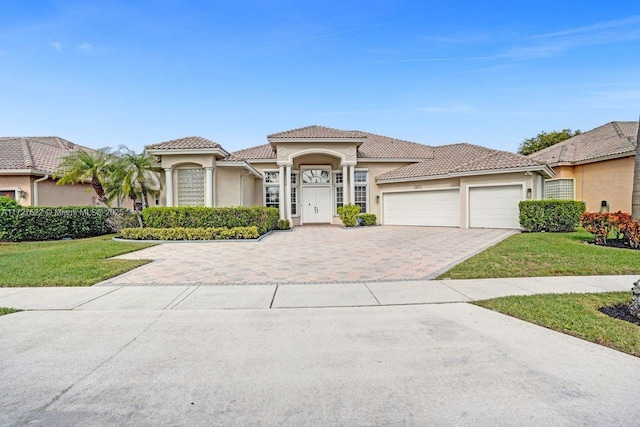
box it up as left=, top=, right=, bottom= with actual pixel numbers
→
left=0, top=307, right=20, bottom=316
left=0, top=235, right=155, bottom=287
left=438, top=229, right=640, bottom=279
left=474, top=292, right=640, bottom=357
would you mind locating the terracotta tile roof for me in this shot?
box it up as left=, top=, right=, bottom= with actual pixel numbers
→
left=146, top=136, right=221, bottom=150
left=376, top=143, right=546, bottom=181
left=356, top=131, right=434, bottom=159
left=529, top=121, right=638, bottom=165
left=0, top=136, right=92, bottom=174
left=226, top=143, right=276, bottom=161
left=268, top=125, right=366, bottom=139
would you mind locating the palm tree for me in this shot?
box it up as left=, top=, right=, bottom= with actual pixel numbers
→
left=54, top=148, right=114, bottom=206
left=112, top=147, right=159, bottom=209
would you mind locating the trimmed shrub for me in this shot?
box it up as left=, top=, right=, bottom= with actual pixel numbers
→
left=0, top=196, right=21, bottom=210
left=120, top=226, right=260, bottom=240
left=581, top=211, right=637, bottom=247
left=337, top=204, right=361, bottom=227
left=141, top=206, right=279, bottom=235
left=0, top=207, right=126, bottom=242
left=358, top=213, right=377, bottom=226
left=519, top=200, right=586, bottom=232
left=277, top=219, right=291, bottom=230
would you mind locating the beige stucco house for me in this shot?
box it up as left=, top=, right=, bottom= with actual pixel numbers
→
left=529, top=121, right=638, bottom=213
left=147, top=126, right=553, bottom=229
left=0, top=137, right=98, bottom=207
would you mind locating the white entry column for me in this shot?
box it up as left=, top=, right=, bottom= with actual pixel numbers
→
left=349, top=165, right=356, bottom=205
left=279, top=165, right=285, bottom=219
left=342, top=165, right=349, bottom=206
left=285, top=165, right=292, bottom=222
left=164, top=168, right=174, bottom=207
left=204, top=167, right=213, bottom=207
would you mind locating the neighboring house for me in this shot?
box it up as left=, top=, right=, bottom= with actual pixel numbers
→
left=0, top=136, right=98, bottom=207
left=147, top=126, right=553, bottom=229
left=528, top=121, right=638, bottom=213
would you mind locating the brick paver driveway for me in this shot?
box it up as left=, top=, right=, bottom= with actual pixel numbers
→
left=100, top=226, right=515, bottom=286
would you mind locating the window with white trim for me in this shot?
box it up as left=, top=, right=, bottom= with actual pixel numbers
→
left=263, top=170, right=279, bottom=209
left=334, top=172, right=343, bottom=214
left=290, top=172, right=298, bottom=216
left=544, top=179, right=574, bottom=200
left=177, top=168, right=204, bottom=206
left=354, top=170, right=368, bottom=213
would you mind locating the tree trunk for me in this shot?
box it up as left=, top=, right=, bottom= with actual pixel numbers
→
left=633, top=117, right=640, bottom=218
left=91, top=176, right=110, bottom=207
left=141, top=185, right=149, bottom=209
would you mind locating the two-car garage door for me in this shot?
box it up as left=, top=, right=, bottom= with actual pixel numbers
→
left=382, top=184, right=523, bottom=229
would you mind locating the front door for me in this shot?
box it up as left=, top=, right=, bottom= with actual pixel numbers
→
left=302, top=187, right=332, bottom=224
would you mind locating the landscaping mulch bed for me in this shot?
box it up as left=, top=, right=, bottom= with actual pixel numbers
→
left=599, top=304, right=640, bottom=326
left=588, top=239, right=639, bottom=250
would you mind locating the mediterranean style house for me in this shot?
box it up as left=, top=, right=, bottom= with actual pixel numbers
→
left=0, top=136, right=97, bottom=207
left=529, top=121, right=638, bottom=213
left=146, top=125, right=554, bottom=229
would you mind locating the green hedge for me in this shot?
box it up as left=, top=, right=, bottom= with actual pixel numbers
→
left=358, top=213, right=377, bottom=226
left=141, top=206, right=279, bottom=235
left=519, top=200, right=586, bottom=232
left=0, top=207, right=126, bottom=242
left=120, top=226, right=259, bottom=240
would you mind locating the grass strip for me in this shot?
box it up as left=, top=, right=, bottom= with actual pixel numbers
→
left=438, top=229, right=640, bottom=279
left=0, top=235, right=155, bottom=287
left=474, top=292, right=640, bottom=357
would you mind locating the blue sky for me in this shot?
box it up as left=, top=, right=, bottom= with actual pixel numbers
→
left=1, top=0, right=639, bottom=153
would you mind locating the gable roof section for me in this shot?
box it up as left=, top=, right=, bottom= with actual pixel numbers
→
left=229, top=126, right=434, bottom=161
left=267, top=125, right=366, bottom=140
left=0, top=136, right=91, bottom=175
left=376, top=143, right=551, bottom=182
left=528, top=121, right=638, bottom=165
left=146, top=136, right=222, bottom=150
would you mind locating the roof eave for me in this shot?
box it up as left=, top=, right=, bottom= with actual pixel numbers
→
left=145, top=148, right=230, bottom=157
left=376, top=165, right=555, bottom=184
left=0, top=169, right=51, bottom=176
left=216, top=161, right=263, bottom=178
left=549, top=150, right=635, bottom=167
left=267, top=137, right=366, bottom=146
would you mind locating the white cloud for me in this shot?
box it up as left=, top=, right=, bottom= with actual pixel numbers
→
left=49, top=42, right=62, bottom=52
left=528, top=15, right=640, bottom=40
left=77, top=43, right=92, bottom=52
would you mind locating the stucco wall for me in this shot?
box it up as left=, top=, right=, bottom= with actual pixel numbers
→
left=160, top=154, right=216, bottom=169
left=0, top=175, right=32, bottom=206
left=216, top=166, right=255, bottom=207
left=37, top=179, right=97, bottom=207
left=576, top=156, right=632, bottom=212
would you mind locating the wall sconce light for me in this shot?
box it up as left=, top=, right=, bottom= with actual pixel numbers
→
left=376, top=195, right=380, bottom=203
left=16, top=187, right=26, bottom=199
left=526, top=188, right=532, bottom=199
left=600, top=200, right=609, bottom=213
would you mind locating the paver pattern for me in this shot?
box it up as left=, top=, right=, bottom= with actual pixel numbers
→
left=99, top=226, right=514, bottom=286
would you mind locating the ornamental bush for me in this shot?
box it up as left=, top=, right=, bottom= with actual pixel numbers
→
left=358, top=213, right=377, bottom=226
left=141, top=206, right=279, bottom=235
left=0, top=196, right=21, bottom=210
left=120, top=226, right=259, bottom=240
left=519, top=200, right=585, bottom=232
left=0, top=207, right=126, bottom=242
left=337, top=204, right=361, bottom=227
left=580, top=211, right=639, bottom=248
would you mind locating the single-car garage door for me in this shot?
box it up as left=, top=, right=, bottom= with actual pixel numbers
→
left=469, top=185, right=523, bottom=229
left=383, top=189, right=460, bottom=227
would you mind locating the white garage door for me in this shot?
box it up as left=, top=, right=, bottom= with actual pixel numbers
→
left=469, top=185, right=523, bottom=229
left=383, top=189, right=460, bottom=227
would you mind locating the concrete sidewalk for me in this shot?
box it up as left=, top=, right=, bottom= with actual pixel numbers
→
left=0, top=275, right=635, bottom=311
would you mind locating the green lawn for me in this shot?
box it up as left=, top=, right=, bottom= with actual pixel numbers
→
left=438, top=229, right=640, bottom=279
left=0, top=235, right=155, bottom=287
left=474, top=292, right=640, bottom=357
left=0, top=307, right=20, bottom=316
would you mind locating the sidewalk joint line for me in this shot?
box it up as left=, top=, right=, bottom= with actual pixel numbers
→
left=71, top=287, right=122, bottom=310
left=363, top=283, right=381, bottom=305
left=269, top=285, right=279, bottom=309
